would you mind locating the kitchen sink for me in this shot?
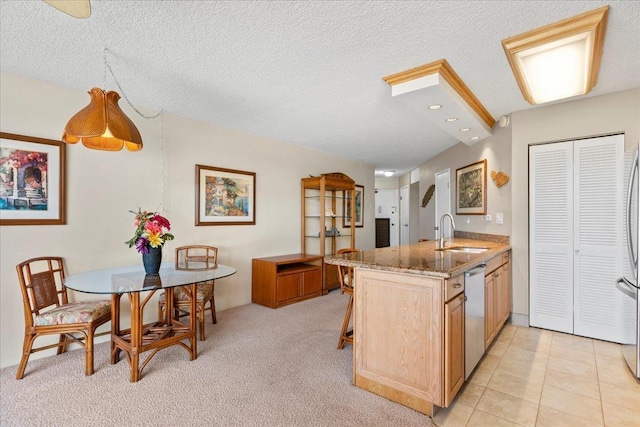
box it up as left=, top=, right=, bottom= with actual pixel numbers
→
left=435, top=246, right=489, bottom=253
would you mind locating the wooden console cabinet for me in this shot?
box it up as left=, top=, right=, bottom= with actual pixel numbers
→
left=252, top=254, right=323, bottom=309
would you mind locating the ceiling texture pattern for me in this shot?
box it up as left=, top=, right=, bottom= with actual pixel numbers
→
left=1, top=1, right=639, bottom=176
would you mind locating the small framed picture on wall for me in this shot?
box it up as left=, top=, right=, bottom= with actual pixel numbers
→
left=456, top=159, right=487, bottom=215
left=0, top=132, right=66, bottom=225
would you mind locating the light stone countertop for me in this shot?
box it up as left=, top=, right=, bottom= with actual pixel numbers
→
left=324, top=237, right=511, bottom=279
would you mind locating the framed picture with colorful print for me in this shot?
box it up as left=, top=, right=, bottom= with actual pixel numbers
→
left=343, top=184, right=364, bottom=228
left=195, top=164, right=256, bottom=226
left=0, top=132, right=66, bottom=225
left=456, top=159, right=487, bottom=215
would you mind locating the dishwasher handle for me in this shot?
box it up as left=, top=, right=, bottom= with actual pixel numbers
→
left=465, top=264, right=486, bottom=277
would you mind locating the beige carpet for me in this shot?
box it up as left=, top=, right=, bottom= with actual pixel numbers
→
left=0, top=289, right=433, bottom=426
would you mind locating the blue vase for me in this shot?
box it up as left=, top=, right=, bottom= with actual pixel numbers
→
left=142, top=246, right=162, bottom=275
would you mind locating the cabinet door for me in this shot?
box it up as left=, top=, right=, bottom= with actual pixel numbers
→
left=498, top=263, right=511, bottom=325
left=444, top=292, right=465, bottom=407
left=276, top=274, right=300, bottom=303
left=485, top=274, right=496, bottom=349
left=301, top=268, right=322, bottom=296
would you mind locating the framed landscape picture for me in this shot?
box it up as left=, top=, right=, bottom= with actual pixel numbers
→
left=196, top=164, right=256, bottom=225
left=0, top=132, right=66, bottom=225
left=456, top=159, right=487, bottom=215
left=343, top=184, right=364, bottom=228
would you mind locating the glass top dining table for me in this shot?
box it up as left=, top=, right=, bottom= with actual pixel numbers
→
left=63, top=262, right=237, bottom=294
left=63, top=261, right=236, bottom=382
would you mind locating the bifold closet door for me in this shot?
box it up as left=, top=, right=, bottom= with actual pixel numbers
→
left=530, top=134, right=625, bottom=341
left=530, top=141, right=574, bottom=333
left=573, top=135, right=624, bottom=342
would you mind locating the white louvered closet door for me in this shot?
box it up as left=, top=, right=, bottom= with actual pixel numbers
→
left=530, top=141, right=574, bottom=333
left=573, top=135, right=624, bottom=341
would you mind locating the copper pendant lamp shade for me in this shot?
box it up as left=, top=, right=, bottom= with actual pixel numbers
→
left=62, top=87, right=143, bottom=151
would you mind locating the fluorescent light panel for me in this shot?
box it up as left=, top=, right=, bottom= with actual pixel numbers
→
left=502, top=6, right=608, bottom=105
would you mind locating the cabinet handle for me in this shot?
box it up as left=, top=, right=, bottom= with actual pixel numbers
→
left=454, top=283, right=462, bottom=288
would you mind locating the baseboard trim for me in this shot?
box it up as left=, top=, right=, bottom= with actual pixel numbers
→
left=508, top=313, right=529, bottom=327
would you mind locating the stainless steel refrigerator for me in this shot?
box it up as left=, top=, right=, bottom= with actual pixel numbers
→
left=617, top=144, right=640, bottom=379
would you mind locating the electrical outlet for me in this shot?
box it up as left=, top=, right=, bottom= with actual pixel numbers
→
left=496, top=213, right=504, bottom=225
left=486, top=214, right=492, bottom=222
left=466, top=218, right=470, bottom=224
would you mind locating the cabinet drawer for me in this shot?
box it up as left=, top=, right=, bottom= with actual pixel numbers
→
left=485, top=255, right=503, bottom=275
left=502, top=252, right=510, bottom=265
left=445, top=274, right=464, bottom=301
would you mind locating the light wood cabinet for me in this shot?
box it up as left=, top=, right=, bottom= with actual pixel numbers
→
left=444, top=291, right=465, bottom=407
left=353, top=268, right=443, bottom=415
left=252, top=254, right=323, bottom=308
left=353, top=268, right=469, bottom=415
left=301, top=173, right=356, bottom=293
left=485, top=252, right=511, bottom=348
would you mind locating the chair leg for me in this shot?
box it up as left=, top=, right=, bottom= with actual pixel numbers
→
left=84, top=329, right=94, bottom=376
left=210, top=294, right=217, bottom=324
left=57, top=333, right=68, bottom=355
left=16, top=333, right=37, bottom=379
left=337, top=294, right=354, bottom=349
left=198, top=303, right=206, bottom=341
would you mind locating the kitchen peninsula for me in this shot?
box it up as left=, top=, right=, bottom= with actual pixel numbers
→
left=325, top=234, right=511, bottom=416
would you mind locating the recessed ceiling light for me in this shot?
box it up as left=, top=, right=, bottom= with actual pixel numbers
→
left=502, top=6, right=608, bottom=104
left=428, top=104, right=442, bottom=110
left=445, top=117, right=458, bottom=122
left=460, top=128, right=470, bottom=132
left=470, top=136, right=480, bottom=140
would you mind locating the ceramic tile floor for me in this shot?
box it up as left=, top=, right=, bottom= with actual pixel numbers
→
left=433, top=324, right=640, bottom=426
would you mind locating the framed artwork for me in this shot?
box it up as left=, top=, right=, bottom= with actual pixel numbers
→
left=456, top=159, right=487, bottom=215
left=0, top=132, right=66, bottom=225
left=196, top=164, right=256, bottom=226
left=343, top=184, right=364, bottom=228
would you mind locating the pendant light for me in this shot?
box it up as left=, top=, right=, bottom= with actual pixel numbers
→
left=62, top=88, right=143, bottom=151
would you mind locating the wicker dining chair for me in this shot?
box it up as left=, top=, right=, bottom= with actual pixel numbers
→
left=158, top=245, right=218, bottom=341
left=336, top=248, right=361, bottom=349
left=15, top=257, right=111, bottom=379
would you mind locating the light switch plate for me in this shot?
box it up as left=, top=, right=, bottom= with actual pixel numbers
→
left=496, top=213, right=504, bottom=224
left=486, top=214, right=492, bottom=222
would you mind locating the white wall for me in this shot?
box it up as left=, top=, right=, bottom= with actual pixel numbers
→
left=0, top=72, right=375, bottom=369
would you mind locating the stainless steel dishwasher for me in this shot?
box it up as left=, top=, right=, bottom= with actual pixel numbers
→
left=464, top=263, right=486, bottom=380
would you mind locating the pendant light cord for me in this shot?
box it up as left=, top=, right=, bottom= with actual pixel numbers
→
left=103, top=48, right=166, bottom=212
left=103, top=48, right=161, bottom=120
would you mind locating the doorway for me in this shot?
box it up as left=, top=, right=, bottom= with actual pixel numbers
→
left=375, top=188, right=399, bottom=247
left=435, top=169, right=451, bottom=240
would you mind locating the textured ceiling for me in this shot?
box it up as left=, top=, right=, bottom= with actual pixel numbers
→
left=1, top=1, right=639, bottom=177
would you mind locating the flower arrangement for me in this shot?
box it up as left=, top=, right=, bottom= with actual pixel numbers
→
left=125, top=208, right=175, bottom=254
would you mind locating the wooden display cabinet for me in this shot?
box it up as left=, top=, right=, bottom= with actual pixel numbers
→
left=301, top=173, right=356, bottom=293
left=252, top=254, right=323, bottom=309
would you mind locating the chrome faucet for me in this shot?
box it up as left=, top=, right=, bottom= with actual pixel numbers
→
left=438, top=213, right=456, bottom=249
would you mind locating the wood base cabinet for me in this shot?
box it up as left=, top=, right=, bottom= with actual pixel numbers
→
left=485, top=252, right=511, bottom=349
left=353, top=268, right=466, bottom=415
left=252, top=254, right=323, bottom=309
